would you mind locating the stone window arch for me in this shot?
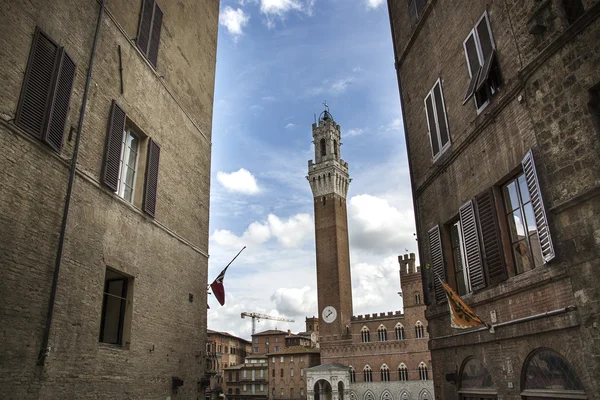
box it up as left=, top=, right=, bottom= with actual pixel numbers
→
left=520, top=348, right=586, bottom=399
left=334, top=139, right=338, bottom=157
left=377, top=324, right=388, bottom=341
left=320, top=138, right=326, bottom=156
left=415, top=292, right=421, bottom=304
left=398, top=363, right=409, bottom=381
left=380, top=364, right=391, bottom=382
left=361, top=326, right=370, bottom=343
left=381, top=390, right=393, bottom=400
left=349, top=366, right=356, bottom=383
left=458, top=357, right=497, bottom=399
left=418, top=362, right=429, bottom=381
left=395, top=323, right=405, bottom=340
left=363, top=365, right=373, bottom=382
left=364, top=390, right=375, bottom=400
left=419, top=389, right=432, bottom=400
left=415, top=321, right=425, bottom=339
left=400, top=390, right=410, bottom=400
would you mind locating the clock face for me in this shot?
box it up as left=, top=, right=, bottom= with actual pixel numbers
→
left=322, top=306, right=337, bottom=323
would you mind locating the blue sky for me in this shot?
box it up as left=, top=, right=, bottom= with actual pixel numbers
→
left=207, top=0, right=417, bottom=340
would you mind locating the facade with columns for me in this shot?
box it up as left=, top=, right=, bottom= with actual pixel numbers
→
left=306, top=110, right=434, bottom=400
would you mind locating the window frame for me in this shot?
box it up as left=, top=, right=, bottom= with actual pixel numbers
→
left=450, top=219, right=472, bottom=296
left=424, top=78, right=451, bottom=161
left=99, top=269, right=132, bottom=347
left=116, top=126, right=140, bottom=203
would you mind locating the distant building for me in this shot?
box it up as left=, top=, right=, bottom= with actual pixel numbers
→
left=269, top=347, right=321, bottom=400
left=252, top=330, right=290, bottom=354
left=388, top=0, right=600, bottom=398
left=305, top=110, right=434, bottom=400
left=223, top=354, right=269, bottom=400
left=205, top=330, right=252, bottom=400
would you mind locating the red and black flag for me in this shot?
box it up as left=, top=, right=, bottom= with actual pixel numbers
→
left=209, top=246, right=246, bottom=306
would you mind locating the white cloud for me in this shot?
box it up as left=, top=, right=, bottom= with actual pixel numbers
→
left=262, top=96, right=277, bottom=101
left=365, top=0, right=385, bottom=9
left=331, top=77, right=354, bottom=94
left=386, top=118, right=402, bottom=132
left=344, top=128, right=364, bottom=138
left=352, top=256, right=404, bottom=315
left=217, top=168, right=260, bottom=194
left=285, top=123, right=296, bottom=129
left=259, top=0, right=315, bottom=28
left=219, top=6, right=250, bottom=41
left=267, top=214, right=313, bottom=248
left=308, top=77, right=355, bottom=97
left=271, top=286, right=317, bottom=316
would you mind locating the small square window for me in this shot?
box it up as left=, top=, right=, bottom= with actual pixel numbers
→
left=99, top=269, right=132, bottom=347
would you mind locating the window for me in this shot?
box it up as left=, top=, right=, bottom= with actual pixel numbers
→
left=290, top=368, right=294, bottom=377
left=415, top=292, right=421, bottom=305
left=236, top=372, right=239, bottom=381
left=280, top=368, right=284, bottom=377
left=243, top=384, right=247, bottom=392
left=15, top=27, right=76, bottom=153
left=243, top=369, right=247, bottom=378
left=254, top=337, right=258, bottom=343
left=377, top=325, right=387, bottom=341
left=99, top=269, right=131, bottom=346
left=275, top=337, right=279, bottom=342
left=272, top=356, right=275, bottom=364
left=251, top=369, right=255, bottom=380
left=502, top=173, right=544, bottom=273
left=136, top=0, right=163, bottom=67
left=333, top=140, right=338, bottom=157
left=224, top=346, right=228, bottom=353
left=260, top=384, right=264, bottom=392
left=349, top=367, right=356, bottom=383
left=521, top=349, right=584, bottom=396
left=260, top=369, right=264, bottom=378
left=361, top=326, right=370, bottom=343
left=408, top=0, right=425, bottom=26
left=253, top=347, right=259, bottom=353
left=300, top=367, right=304, bottom=376
left=363, top=365, right=373, bottom=382
left=291, top=388, right=294, bottom=398
left=290, top=356, right=294, bottom=362
left=274, top=346, right=280, bottom=352
left=228, top=372, right=232, bottom=382
left=272, top=388, right=275, bottom=397
left=395, top=324, right=405, bottom=340
left=450, top=220, right=471, bottom=295
left=398, top=364, right=409, bottom=381
left=562, top=0, right=585, bottom=25
left=415, top=321, right=425, bottom=339
left=381, top=365, right=391, bottom=382
left=419, top=362, right=428, bottom=381
left=280, top=356, right=284, bottom=362
left=463, top=12, right=502, bottom=112
left=228, top=388, right=232, bottom=395
left=424, top=79, right=450, bottom=160
left=301, top=388, right=305, bottom=396
left=320, top=138, right=326, bottom=156
left=589, top=83, right=600, bottom=135
left=272, top=369, right=275, bottom=377
left=252, top=384, right=256, bottom=394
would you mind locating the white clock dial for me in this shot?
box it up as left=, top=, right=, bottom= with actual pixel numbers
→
left=322, top=306, right=337, bottom=323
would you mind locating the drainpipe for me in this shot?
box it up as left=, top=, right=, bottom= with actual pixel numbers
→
left=38, top=0, right=106, bottom=366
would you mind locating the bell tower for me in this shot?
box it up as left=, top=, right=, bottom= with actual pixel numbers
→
left=307, top=107, right=353, bottom=343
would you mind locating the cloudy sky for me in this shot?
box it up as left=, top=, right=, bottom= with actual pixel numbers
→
left=208, top=0, right=417, bottom=340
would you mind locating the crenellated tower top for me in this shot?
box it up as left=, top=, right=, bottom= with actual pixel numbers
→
left=306, top=108, right=351, bottom=198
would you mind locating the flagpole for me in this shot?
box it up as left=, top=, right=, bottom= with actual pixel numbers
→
left=207, top=246, right=247, bottom=291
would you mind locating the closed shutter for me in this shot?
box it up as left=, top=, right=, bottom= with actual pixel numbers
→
left=143, top=138, right=161, bottom=217
left=15, top=28, right=60, bottom=140
left=44, top=49, right=76, bottom=152
left=428, top=225, right=446, bottom=304
left=102, top=101, right=126, bottom=191
left=147, top=5, right=163, bottom=67
left=522, top=150, right=555, bottom=263
left=136, top=0, right=154, bottom=55
left=459, top=201, right=486, bottom=291
left=475, top=188, right=507, bottom=284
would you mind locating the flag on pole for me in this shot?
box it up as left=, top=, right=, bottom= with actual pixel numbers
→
left=209, top=246, right=246, bottom=307
left=437, top=275, right=488, bottom=329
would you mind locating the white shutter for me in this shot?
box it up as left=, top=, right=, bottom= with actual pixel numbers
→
left=522, top=150, right=555, bottom=263
left=428, top=225, right=446, bottom=303
left=459, top=201, right=486, bottom=291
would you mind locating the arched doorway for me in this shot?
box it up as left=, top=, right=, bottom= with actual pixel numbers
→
left=458, top=357, right=497, bottom=399
left=314, top=379, right=332, bottom=400
left=338, top=381, right=344, bottom=400
left=520, top=348, right=586, bottom=399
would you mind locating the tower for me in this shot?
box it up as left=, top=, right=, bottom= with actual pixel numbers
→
left=307, top=108, right=352, bottom=342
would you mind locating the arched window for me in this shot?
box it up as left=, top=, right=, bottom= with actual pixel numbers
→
left=418, top=362, right=429, bottom=381
left=415, top=321, right=425, bottom=339
left=380, top=364, right=391, bottom=382
left=235, top=388, right=240, bottom=394
left=228, top=389, right=232, bottom=395
left=349, top=366, right=356, bottom=383
left=521, top=348, right=585, bottom=398
left=377, top=325, right=387, bottom=341
left=415, top=292, right=421, bottom=304
left=395, top=323, right=405, bottom=340
left=334, top=139, right=338, bottom=157
left=398, top=363, right=409, bottom=381
left=320, top=138, right=326, bottom=156
left=361, top=326, right=370, bottom=343
left=363, top=365, right=373, bottom=382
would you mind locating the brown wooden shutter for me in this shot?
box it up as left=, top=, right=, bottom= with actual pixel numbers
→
left=522, top=150, right=555, bottom=263
left=15, top=28, right=60, bottom=139
left=459, top=200, right=486, bottom=291
left=143, top=138, right=161, bottom=217
left=136, top=0, right=155, bottom=55
left=147, top=5, right=163, bottom=67
left=475, top=188, right=507, bottom=284
left=44, top=50, right=76, bottom=152
left=102, top=101, right=126, bottom=191
left=428, top=225, right=446, bottom=304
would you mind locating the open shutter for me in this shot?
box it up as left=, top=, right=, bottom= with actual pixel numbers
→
left=136, top=0, right=155, bottom=55
left=459, top=201, right=486, bottom=291
left=428, top=225, right=446, bottom=304
left=147, top=5, right=163, bottom=67
left=143, top=138, right=161, bottom=217
left=15, top=28, right=60, bottom=140
left=522, top=150, right=555, bottom=263
left=425, top=94, right=440, bottom=156
left=475, top=188, right=507, bottom=284
left=102, top=101, right=126, bottom=191
left=476, top=49, right=496, bottom=92
left=44, top=50, right=76, bottom=152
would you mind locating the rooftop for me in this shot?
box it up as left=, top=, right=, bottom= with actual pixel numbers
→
left=267, top=346, right=320, bottom=356
left=252, top=329, right=288, bottom=336
left=207, top=329, right=251, bottom=344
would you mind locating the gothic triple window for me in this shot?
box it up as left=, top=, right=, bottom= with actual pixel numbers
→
left=363, top=365, right=373, bottom=382
left=415, top=321, right=425, bottom=339
left=378, top=325, right=388, bottom=341
left=398, top=364, right=409, bottom=381
left=361, top=326, right=370, bottom=343
left=395, top=323, right=405, bottom=340
left=381, top=364, right=391, bottom=382
left=419, top=362, right=429, bottom=381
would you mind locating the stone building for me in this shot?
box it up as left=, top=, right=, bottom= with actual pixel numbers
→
left=0, top=0, right=218, bottom=398
left=305, top=111, right=434, bottom=400
left=252, top=330, right=290, bottom=354
left=269, top=347, right=321, bottom=400
left=223, top=354, right=270, bottom=400
left=205, top=330, right=252, bottom=400
left=387, top=0, right=600, bottom=399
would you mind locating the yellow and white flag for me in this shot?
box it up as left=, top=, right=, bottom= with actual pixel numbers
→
left=437, top=276, right=488, bottom=329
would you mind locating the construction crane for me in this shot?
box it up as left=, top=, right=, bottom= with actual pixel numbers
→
left=241, top=312, right=295, bottom=335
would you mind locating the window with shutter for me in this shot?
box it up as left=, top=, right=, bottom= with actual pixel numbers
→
left=102, top=101, right=127, bottom=192
left=15, top=27, right=76, bottom=152
left=424, top=79, right=451, bottom=160
left=459, top=201, right=486, bottom=291
left=462, top=12, right=502, bottom=112
left=136, top=0, right=163, bottom=68
left=450, top=220, right=471, bottom=295
left=475, top=188, right=508, bottom=284
left=428, top=225, right=446, bottom=304
left=143, top=139, right=161, bottom=217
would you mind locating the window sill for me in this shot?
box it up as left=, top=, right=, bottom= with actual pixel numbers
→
left=98, top=342, right=130, bottom=352
left=432, top=143, right=452, bottom=165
